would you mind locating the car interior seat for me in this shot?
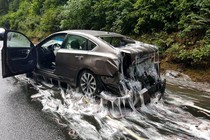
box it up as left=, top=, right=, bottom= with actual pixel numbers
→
left=71, top=40, right=80, bottom=50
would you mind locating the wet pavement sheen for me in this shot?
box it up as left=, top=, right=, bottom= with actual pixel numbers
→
left=0, top=41, right=65, bottom=140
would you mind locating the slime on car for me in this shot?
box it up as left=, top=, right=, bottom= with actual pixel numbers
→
left=0, top=28, right=166, bottom=105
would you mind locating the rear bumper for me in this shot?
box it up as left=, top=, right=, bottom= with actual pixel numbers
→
left=99, top=78, right=166, bottom=107
left=147, top=78, right=166, bottom=99
left=122, top=77, right=166, bottom=95
left=101, top=73, right=166, bottom=98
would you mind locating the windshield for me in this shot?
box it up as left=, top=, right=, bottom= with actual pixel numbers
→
left=98, top=36, right=135, bottom=48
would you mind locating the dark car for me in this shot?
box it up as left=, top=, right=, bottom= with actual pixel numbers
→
left=0, top=28, right=165, bottom=102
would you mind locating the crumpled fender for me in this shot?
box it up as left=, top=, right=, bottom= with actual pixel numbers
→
left=90, top=57, right=120, bottom=77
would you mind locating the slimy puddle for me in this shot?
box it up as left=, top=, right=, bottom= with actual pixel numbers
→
left=18, top=76, right=209, bottom=140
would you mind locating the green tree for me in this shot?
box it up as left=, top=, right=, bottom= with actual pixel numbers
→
left=92, top=0, right=135, bottom=33
left=60, top=0, right=92, bottom=29
left=132, top=0, right=178, bottom=34
left=0, top=0, right=9, bottom=14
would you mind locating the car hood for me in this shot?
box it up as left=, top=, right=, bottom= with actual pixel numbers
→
left=116, top=41, right=158, bottom=55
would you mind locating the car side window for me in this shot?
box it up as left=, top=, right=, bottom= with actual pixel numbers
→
left=41, top=34, right=66, bottom=49
left=87, top=40, right=97, bottom=50
left=64, top=35, right=96, bottom=50
left=41, top=34, right=66, bottom=55
left=7, top=32, right=31, bottom=48
left=99, top=36, right=135, bottom=47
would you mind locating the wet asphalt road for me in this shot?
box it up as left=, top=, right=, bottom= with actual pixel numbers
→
left=0, top=42, right=65, bottom=140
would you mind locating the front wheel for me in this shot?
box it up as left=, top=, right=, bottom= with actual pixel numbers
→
left=79, top=70, right=100, bottom=96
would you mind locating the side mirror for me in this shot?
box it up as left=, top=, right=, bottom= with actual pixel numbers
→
left=0, top=28, right=6, bottom=41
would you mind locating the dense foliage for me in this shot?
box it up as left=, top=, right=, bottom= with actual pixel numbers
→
left=0, top=0, right=209, bottom=67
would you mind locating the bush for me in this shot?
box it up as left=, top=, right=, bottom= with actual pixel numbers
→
left=0, top=0, right=210, bottom=67
left=178, top=44, right=210, bottom=65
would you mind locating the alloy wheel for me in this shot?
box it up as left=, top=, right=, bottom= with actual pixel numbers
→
left=79, top=71, right=97, bottom=95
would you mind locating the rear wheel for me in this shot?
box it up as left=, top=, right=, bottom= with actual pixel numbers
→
left=79, top=70, right=99, bottom=96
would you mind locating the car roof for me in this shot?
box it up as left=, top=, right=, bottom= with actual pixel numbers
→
left=57, top=30, right=124, bottom=37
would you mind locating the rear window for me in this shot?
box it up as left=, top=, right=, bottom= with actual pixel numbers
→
left=99, top=36, right=135, bottom=47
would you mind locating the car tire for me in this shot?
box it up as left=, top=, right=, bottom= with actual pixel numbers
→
left=79, top=70, right=100, bottom=96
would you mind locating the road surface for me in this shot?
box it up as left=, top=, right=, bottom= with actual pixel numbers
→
left=0, top=41, right=65, bottom=140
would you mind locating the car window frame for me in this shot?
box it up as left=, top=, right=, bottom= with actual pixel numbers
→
left=62, top=34, right=99, bottom=51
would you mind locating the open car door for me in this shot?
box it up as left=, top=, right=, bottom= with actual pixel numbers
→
left=0, top=28, right=36, bottom=78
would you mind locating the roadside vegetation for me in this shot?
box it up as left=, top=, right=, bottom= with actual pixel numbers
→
left=0, top=0, right=209, bottom=82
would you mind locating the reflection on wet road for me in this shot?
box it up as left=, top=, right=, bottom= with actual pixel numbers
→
left=0, top=77, right=66, bottom=140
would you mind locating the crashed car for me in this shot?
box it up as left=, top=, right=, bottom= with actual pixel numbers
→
left=0, top=28, right=165, bottom=104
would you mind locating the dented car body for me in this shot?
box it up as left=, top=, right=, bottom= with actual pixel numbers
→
left=0, top=28, right=165, bottom=103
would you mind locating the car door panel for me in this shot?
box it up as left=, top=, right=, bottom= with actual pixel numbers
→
left=8, top=47, right=31, bottom=60
left=7, top=47, right=35, bottom=73
left=55, top=49, right=88, bottom=84
left=0, top=28, right=36, bottom=78
left=54, top=34, right=89, bottom=85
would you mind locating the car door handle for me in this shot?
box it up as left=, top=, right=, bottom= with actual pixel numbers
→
left=21, top=50, right=30, bottom=54
left=75, top=55, right=84, bottom=60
